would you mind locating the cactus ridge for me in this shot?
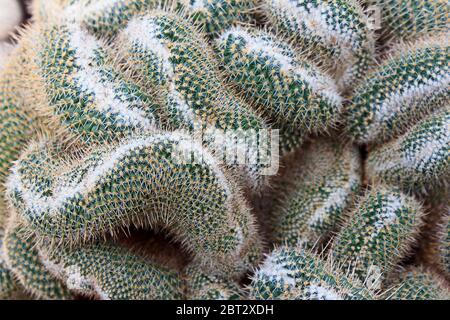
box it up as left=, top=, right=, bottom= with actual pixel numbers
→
left=270, top=138, right=361, bottom=248
left=6, top=132, right=259, bottom=274
left=374, top=0, right=450, bottom=43
left=247, top=246, right=374, bottom=300
left=26, top=22, right=163, bottom=145
left=2, top=219, right=73, bottom=300
left=384, top=267, right=450, bottom=300
left=367, top=108, right=450, bottom=191
left=216, top=27, right=343, bottom=132
left=346, top=34, right=450, bottom=145
left=331, top=186, right=424, bottom=290
left=261, top=0, right=376, bottom=90
left=115, top=11, right=273, bottom=188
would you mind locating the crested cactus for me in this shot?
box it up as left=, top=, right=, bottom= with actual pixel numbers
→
left=373, top=0, right=449, bottom=42
left=331, top=186, right=424, bottom=290
left=39, top=239, right=184, bottom=300
left=184, top=266, right=241, bottom=300
left=384, top=267, right=450, bottom=300
left=0, top=230, right=21, bottom=299
left=346, top=34, right=449, bottom=145
left=270, top=138, right=361, bottom=248
left=7, top=132, right=260, bottom=276
left=248, top=246, right=374, bottom=300
left=439, top=213, right=450, bottom=276
left=367, top=108, right=450, bottom=191
left=2, top=216, right=73, bottom=300
left=260, top=0, right=375, bottom=90
left=0, top=0, right=449, bottom=301
left=216, top=27, right=343, bottom=132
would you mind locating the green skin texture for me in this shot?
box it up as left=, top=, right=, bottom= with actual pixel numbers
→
left=262, top=0, right=374, bottom=90
left=215, top=28, right=342, bottom=133
left=332, top=187, right=423, bottom=290
left=34, top=23, right=162, bottom=145
left=184, top=266, right=241, bottom=300
left=375, top=0, right=449, bottom=42
left=248, top=246, right=374, bottom=300
left=441, top=216, right=450, bottom=275
left=117, top=12, right=272, bottom=187
left=346, top=41, right=450, bottom=145
left=3, top=224, right=73, bottom=300
left=367, top=108, right=450, bottom=190
left=271, top=139, right=361, bottom=248
left=385, top=268, right=449, bottom=300
left=41, top=240, right=184, bottom=300
left=57, top=0, right=255, bottom=39
left=7, top=133, right=258, bottom=276
left=178, top=0, right=256, bottom=37
left=0, top=232, right=20, bottom=299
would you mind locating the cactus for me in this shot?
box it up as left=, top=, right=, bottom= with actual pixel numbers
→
left=0, top=230, right=21, bottom=299
left=216, top=27, right=343, bottom=132
left=184, top=266, right=241, bottom=300
left=248, top=246, right=374, bottom=300
left=346, top=34, right=449, bottom=145
left=373, top=0, right=449, bottom=42
left=367, top=108, right=449, bottom=191
left=260, top=0, right=375, bottom=90
left=39, top=240, right=184, bottom=300
left=177, top=0, right=257, bottom=37
left=270, top=138, right=361, bottom=248
left=7, top=132, right=260, bottom=276
left=0, top=0, right=449, bottom=301
left=115, top=11, right=272, bottom=188
left=384, top=267, right=450, bottom=300
left=2, top=216, right=73, bottom=300
left=331, top=186, right=424, bottom=290
left=26, top=22, right=161, bottom=144
left=438, top=213, right=450, bottom=275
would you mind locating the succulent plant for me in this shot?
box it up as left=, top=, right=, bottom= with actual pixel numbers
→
left=331, top=186, right=424, bottom=290
left=7, top=132, right=260, bottom=276
left=269, top=137, right=361, bottom=248
left=248, top=245, right=374, bottom=300
left=0, top=0, right=448, bottom=301
left=373, top=0, right=449, bottom=42
left=346, top=34, right=449, bottom=145
left=384, top=267, right=450, bottom=300
left=367, top=108, right=449, bottom=191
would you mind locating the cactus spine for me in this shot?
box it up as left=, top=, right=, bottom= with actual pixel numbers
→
left=216, top=27, right=343, bottom=132
left=270, top=138, right=361, bottom=248
left=367, top=108, right=450, bottom=191
left=331, top=186, right=424, bottom=290
left=7, top=133, right=259, bottom=275
left=346, top=35, right=449, bottom=145
left=384, top=267, right=450, bottom=300
left=248, top=246, right=374, bottom=300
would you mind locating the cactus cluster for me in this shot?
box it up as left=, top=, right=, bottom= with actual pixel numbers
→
left=0, top=0, right=448, bottom=300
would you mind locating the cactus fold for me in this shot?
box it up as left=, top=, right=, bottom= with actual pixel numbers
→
left=7, top=133, right=259, bottom=275
left=270, top=138, right=361, bottom=248
left=248, top=246, right=374, bottom=300
left=216, top=27, right=342, bottom=132
left=261, top=0, right=375, bottom=90
left=331, top=186, right=423, bottom=290
left=385, top=267, right=450, bottom=300
left=346, top=35, right=449, bottom=145
left=367, top=108, right=450, bottom=191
